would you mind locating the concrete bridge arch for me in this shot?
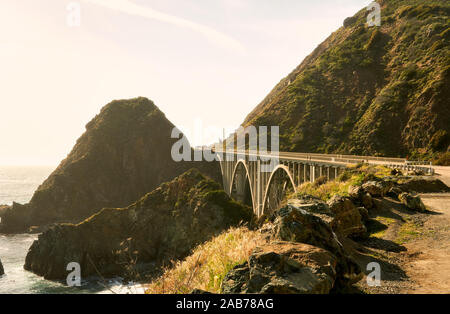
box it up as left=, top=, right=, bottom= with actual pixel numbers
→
left=217, top=151, right=346, bottom=217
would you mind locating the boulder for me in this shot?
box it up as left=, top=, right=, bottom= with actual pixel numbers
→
left=0, top=258, right=4, bottom=276
left=380, top=180, right=394, bottom=195
left=287, top=196, right=333, bottom=224
left=327, top=195, right=367, bottom=239
left=357, top=207, right=369, bottom=222
left=0, top=97, right=222, bottom=233
left=270, top=205, right=362, bottom=285
left=398, top=193, right=427, bottom=212
left=386, top=187, right=403, bottom=198
left=221, top=241, right=337, bottom=294
left=390, top=169, right=403, bottom=176
left=361, top=193, right=374, bottom=209
left=24, top=170, right=253, bottom=280
left=0, top=204, right=9, bottom=217
left=348, top=185, right=364, bottom=200
left=289, top=195, right=331, bottom=214
left=362, top=181, right=384, bottom=197
left=397, top=177, right=450, bottom=193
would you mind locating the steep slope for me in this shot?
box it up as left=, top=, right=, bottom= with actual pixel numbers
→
left=24, top=169, right=253, bottom=280
left=244, top=0, right=450, bottom=159
left=0, top=97, right=221, bottom=233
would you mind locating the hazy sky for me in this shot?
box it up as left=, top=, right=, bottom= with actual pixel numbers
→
left=0, top=0, right=371, bottom=165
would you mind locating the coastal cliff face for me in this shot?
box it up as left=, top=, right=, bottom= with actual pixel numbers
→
left=24, top=169, right=253, bottom=280
left=244, top=0, right=450, bottom=159
left=0, top=97, right=221, bottom=233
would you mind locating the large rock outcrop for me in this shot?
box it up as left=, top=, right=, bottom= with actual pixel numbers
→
left=327, top=195, right=367, bottom=239
left=0, top=97, right=221, bottom=233
left=222, top=204, right=362, bottom=294
left=396, top=177, right=450, bottom=193
left=24, top=169, right=253, bottom=280
left=270, top=205, right=362, bottom=284
left=398, top=192, right=427, bottom=212
left=0, top=258, right=4, bottom=276
left=222, top=242, right=337, bottom=294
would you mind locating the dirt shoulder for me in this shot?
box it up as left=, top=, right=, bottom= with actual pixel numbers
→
left=402, top=193, right=450, bottom=293
left=433, top=166, right=450, bottom=187
left=350, top=191, right=450, bottom=294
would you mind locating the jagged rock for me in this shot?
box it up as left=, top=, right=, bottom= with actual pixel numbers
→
left=327, top=195, right=355, bottom=215
left=190, top=289, right=212, bottom=294
left=221, top=241, right=337, bottom=294
left=327, top=195, right=367, bottom=239
left=0, top=258, right=4, bottom=276
left=271, top=205, right=362, bottom=286
left=362, top=181, right=384, bottom=197
left=407, top=170, right=425, bottom=176
left=397, top=177, right=450, bottom=193
left=362, top=193, right=374, bottom=209
left=390, top=169, right=403, bottom=176
left=0, top=98, right=221, bottom=233
left=0, top=205, right=8, bottom=217
left=386, top=187, right=403, bottom=198
left=348, top=185, right=364, bottom=200
left=289, top=195, right=330, bottom=213
left=357, top=207, right=369, bottom=222
left=398, top=193, right=426, bottom=212
left=24, top=170, right=253, bottom=280
left=380, top=180, right=395, bottom=195
left=287, top=196, right=333, bottom=224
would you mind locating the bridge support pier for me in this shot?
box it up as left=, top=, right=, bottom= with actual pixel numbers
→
left=218, top=152, right=355, bottom=218
left=304, top=164, right=309, bottom=183
left=298, top=163, right=304, bottom=185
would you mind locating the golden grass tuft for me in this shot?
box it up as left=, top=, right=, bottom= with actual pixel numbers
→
left=296, top=180, right=351, bottom=201
left=294, top=164, right=393, bottom=201
left=145, top=227, right=267, bottom=294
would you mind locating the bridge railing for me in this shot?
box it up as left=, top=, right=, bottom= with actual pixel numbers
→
left=214, top=149, right=434, bottom=174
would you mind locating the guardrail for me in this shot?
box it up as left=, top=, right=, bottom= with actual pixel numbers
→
left=213, top=149, right=434, bottom=174
left=385, top=163, right=434, bottom=175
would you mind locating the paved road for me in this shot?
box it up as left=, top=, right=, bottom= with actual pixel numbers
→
left=214, top=149, right=435, bottom=171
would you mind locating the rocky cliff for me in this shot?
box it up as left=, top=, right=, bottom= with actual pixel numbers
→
left=24, top=169, right=253, bottom=280
left=244, top=0, right=450, bottom=159
left=0, top=97, right=221, bottom=233
left=0, top=258, right=4, bottom=276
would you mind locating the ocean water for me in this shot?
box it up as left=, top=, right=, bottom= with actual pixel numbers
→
left=0, top=166, right=144, bottom=294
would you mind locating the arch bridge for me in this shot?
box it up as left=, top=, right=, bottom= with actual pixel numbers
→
left=217, top=151, right=348, bottom=217
left=217, top=150, right=432, bottom=217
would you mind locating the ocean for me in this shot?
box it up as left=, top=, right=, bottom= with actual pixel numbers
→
left=0, top=166, right=143, bottom=294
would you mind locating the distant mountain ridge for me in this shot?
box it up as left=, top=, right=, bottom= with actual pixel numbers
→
left=244, top=0, right=450, bottom=159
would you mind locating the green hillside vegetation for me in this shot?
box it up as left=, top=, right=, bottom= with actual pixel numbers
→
left=244, top=0, right=449, bottom=161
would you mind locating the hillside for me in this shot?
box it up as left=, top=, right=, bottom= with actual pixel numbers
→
left=0, top=97, right=221, bottom=233
left=244, top=0, right=450, bottom=159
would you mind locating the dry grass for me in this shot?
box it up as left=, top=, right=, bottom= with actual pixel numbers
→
left=296, top=180, right=352, bottom=201
left=294, top=164, right=392, bottom=201
left=396, top=219, right=422, bottom=244
left=145, top=227, right=267, bottom=294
